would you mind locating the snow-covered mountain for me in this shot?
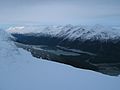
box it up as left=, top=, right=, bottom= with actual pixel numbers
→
left=2, top=28, right=120, bottom=90
left=6, top=24, right=120, bottom=56
left=5, top=25, right=120, bottom=76
left=7, top=24, right=120, bottom=41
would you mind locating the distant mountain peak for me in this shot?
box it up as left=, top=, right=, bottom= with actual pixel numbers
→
left=7, top=25, right=120, bottom=41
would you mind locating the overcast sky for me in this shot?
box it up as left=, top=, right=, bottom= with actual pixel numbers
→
left=0, top=0, right=120, bottom=25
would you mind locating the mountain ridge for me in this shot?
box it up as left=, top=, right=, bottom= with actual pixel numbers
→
left=7, top=24, right=120, bottom=42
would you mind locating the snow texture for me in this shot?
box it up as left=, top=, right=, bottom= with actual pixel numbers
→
left=0, top=28, right=120, bottom=90
left=7, top=24, right=120, bottom=41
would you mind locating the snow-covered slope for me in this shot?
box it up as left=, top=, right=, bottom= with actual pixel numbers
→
left=7, top=25, right=120, bottom=41
left=0, top=27, right=120, bottom=90
left=0, top=29, right=19, bottom=58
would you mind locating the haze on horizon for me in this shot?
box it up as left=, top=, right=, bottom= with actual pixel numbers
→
left=0, top=0, right=120, bottom=25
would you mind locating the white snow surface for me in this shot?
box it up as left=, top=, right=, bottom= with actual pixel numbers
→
left=0, top=29, right=120, bottom=90
left=7, top=24, right=120, bottom=41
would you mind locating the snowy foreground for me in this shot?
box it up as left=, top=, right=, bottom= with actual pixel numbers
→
left=0, top=29, right=120, bottom=90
